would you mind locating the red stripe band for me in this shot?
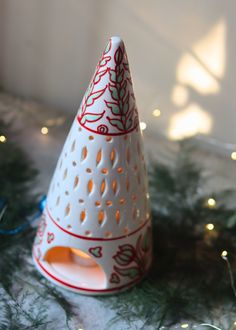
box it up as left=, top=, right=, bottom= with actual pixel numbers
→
left=46, top=206, right=150, bottom=241
left=34, top=253, right=142, bottom=293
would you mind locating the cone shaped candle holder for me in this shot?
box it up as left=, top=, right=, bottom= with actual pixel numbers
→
left=33, top=37, right=152, bottom=295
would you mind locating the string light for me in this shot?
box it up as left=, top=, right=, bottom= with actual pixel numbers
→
left=207, top=198, right=216, bottom=207
left=234, top=321, right=236, bottom=325
left=221, top=250, right=228, bottom=258
left=181, top=324, right=189, bottom=329
left=206, top=223, right=214, bottom=231
left=221, top=250, right=236, bottom=298
left=140, top=122, right=147, bottom=131
left=0, top=135, right=7, bottom=143
left=231, top=152, right=236, bottom=160
left=152, top=109, right=161, bottom=117
left=41, top=127, right=49, bottom=135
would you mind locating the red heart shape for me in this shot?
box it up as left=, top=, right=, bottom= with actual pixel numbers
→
left=89, top=246, right=102, bottom=258
left=110, top=273, right=120, bottom=284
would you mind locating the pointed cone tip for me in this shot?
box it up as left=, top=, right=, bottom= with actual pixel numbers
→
left=109, top=36, right=124, bottom=47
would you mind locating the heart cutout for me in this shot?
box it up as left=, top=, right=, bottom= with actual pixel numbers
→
left=110, top=272, right=120, bottom=284
left=47, top=232, right=54, bottom=244
left=89, top=246, right=103, bottom=258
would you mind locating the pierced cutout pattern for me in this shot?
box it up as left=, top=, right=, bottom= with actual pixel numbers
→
left=96, top=149, right=102, bottom=166
left=98, top=210, right=105, bottom=225
left=63, top=168, right=68, bottom=180
left=115, top=210, right=120, bottom=224
left=95, top=201, right=101, bottom=206
left=137, top=173, right=141, bottom=185
left=85, top=230, right=92, bottom=236
left=100, top=179, right=106, bottom=196
left=110, top=149, right=116, bottom=167
left=117, top=167, right=123, bottom=174
left=65, top=191, right=69, bottom=196
left=79, top=199, right=84, bottom=203
left=123, top=227, right=129, bottom=235
left=119, top=198, right=125, bottom=204
left=106, top=136, right=112, bottom=142
left=112, top=180, right=118, bottom=195
left=104, top=231, right=112, bottom=238
left=86, top=168, right=92, bottom=173
left=87, top=179, right=94, bottom=194
left=106, top=200, right=112, bottom=206
left=65, top=203, right=70, bottom=217
left=126, top=176, right=130, bottom=192
left=89, top=136, right=94, bottom=140
left=74, top=176, right=79, bottom=189
left=80, top=210, right=86, bottom=223
left=132, top=208, right=137, bottom=220
left=71, top=140, right=76, bottom=152
left=101, top=168, right=108, bottom=174
left=132, top=194, right=137, bottom=201
left=56, top=196, right=60, bottom=206
left=81, top=147, right=88, bottom=161
left=72, top=161, right=77, bottom=166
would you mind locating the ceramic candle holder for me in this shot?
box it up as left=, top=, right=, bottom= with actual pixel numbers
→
left=32, top=36, right=152, bottom=295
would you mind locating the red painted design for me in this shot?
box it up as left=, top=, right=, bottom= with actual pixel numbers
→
left=34, top=252, right=143, bottom=293
left=34, top=216, right=47, bottom=246
left=88, top=246, right=103, bottom=258
left=112, top=226, right=152, bottom=280
left=113, top=244, right=136, bottom=266
left=77, top=38, right=139, bottom=136
left=47, top=232, right=54, bottom=244
left=110, top=272, right=120, bottom=284
left=46, top=205, right=150, bottom=241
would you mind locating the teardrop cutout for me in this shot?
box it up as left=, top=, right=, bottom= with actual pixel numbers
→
left=71, top=140, right=76, bottom=152
left=100, top=179, right=106, bottom=196
left=74, top=176, right=79, bottom=189
left=80, top=210, right=86, bottom=223
left=115, top=210, right=120, bottom=224
left=65, top=203, right=70, bottom=217
left=112, top=180, right=117, bottom=194
left=88, top=179, right=93, bottom=194
left=98, top=210, right=105, bottom=225
left=96, top=149, right=102, bottom=166
left=110, top=149, right=116, bottom=166
left=81, top=147, right=88, bottom=161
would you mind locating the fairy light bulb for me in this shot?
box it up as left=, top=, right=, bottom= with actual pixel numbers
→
left=181, top=324, right=189, bottom=329
left=231, top=152, right=236, bottom=160
left=0, top=135, right=7, bottom=143
left=206, top=223, right=214, bottom=231
left=221, top=250, right=228, bottom=258
left=41, top=126, right=49, bottom=135
left=140, top=122, right=147, bottom=131
left=152, top=109, right=161, bottom=117
left=207, top=198, right=216, bottom=207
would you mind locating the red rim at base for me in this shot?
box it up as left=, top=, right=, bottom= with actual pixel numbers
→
left=32, top=252, right=144, bottom=295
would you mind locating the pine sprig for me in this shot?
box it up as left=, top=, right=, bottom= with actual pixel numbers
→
left=0, top=118, right=75, bottom=330
left=105, top=139, right=236, bottom=329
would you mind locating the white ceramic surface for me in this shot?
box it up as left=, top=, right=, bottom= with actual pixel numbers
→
left=33, top=37, right=152, bottom=295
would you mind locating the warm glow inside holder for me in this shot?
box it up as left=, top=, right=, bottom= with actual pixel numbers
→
left=32, top=36, right=152, bottom=295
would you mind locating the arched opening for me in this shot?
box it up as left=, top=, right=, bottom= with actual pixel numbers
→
left=44, top=246, right=107, bottom=290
